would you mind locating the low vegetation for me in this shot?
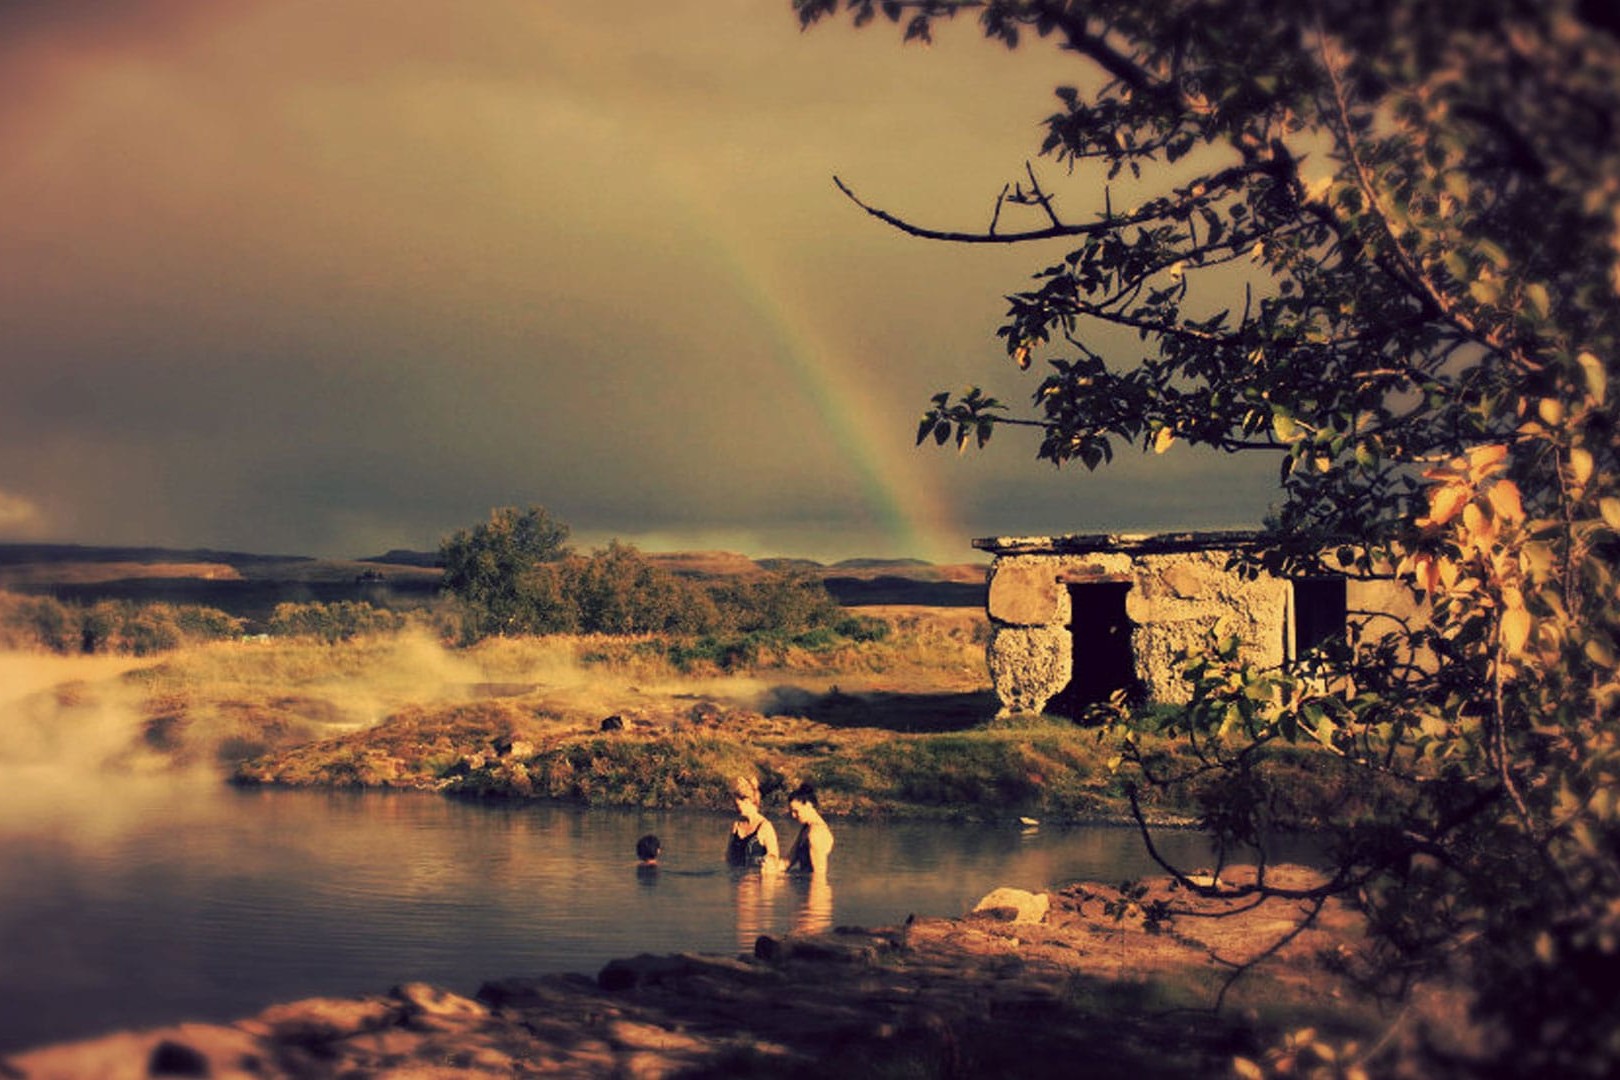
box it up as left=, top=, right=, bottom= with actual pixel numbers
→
left=0, top=592, right=245, bottom=655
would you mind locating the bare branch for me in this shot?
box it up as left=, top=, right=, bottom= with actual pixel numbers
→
left=833, top=174, right=1148, bottom=243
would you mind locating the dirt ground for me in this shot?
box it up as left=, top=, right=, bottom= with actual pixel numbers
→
left=5, top=866, right=1437, bottom=1080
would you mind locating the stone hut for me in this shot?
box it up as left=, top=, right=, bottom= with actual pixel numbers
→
left=976, top=529, right=1416, bottom=716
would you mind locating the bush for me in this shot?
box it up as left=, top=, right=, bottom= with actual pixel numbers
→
left=265, top=601, right=408, bottom=643
left=0, top=592, right=244, bottom=654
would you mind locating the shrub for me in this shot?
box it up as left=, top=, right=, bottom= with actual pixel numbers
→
left=265, top=601, right=407, bottom=643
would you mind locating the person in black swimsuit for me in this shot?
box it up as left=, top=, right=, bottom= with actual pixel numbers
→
left=725, top=775, right=782, bottom=869
left=785, top=782, right=833, bottom=875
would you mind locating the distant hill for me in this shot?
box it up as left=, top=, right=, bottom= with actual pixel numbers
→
left=0, top=543, right=310, bottom=567
left=358, top=549, right=441, bottom=568
left=0, top=542, right=987, bottom=616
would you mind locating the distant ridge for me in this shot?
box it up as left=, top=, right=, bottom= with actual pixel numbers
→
left=830, top=557, right=932, bottom=570
left=358, top=549, right=441, bottom=568
left=0, top=542, right=310, bottom=566
left=755, top=557, right=825, bottom=573
left=1, top=542, right=988, bottom=611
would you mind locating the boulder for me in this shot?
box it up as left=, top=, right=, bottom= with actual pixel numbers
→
left=971, top=887, right=1050, bottom=924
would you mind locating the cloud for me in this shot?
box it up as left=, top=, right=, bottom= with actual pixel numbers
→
left=0, top=1, right=1283, bottom=563
left=0, top=490, right=47, bottom=538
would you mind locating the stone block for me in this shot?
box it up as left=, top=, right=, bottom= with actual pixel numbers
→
left=987, top=562, right=1061, bottom=626
left=987, top=626, right=1071, bottom=714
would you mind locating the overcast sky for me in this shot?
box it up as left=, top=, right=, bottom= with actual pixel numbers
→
left=0, top=0, right=1279, bottom=564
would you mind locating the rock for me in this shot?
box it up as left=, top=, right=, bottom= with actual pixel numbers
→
left=606, top=1019, right=703, bottom=1053
left=987, top=561, right=1063, bottom=626
left=600, top=715, right=625, bottom=731
left=686, top=701, right=724, bottom=727
left=389, top=982, right=488, bottom=1032
left=252, top=995, right=396, bottom=1039
left=4, top=1024, right=261, bottom=1080
left=477, top=973, right=593, bottom=1009
left=147, top=1040, right=208, bottom=1077
left=971, top=887, right=1050, bottom=924
left=599, top=954, right=694, bottom=991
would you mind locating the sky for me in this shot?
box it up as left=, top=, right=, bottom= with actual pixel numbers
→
left=0, top=0, right=1280, bottom=565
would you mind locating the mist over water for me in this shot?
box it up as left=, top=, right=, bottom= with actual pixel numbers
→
left=0, top=651, right=1227, bottom=1056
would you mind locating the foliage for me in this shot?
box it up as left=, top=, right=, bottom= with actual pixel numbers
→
left=265, top=601, right=409, bottom=643
left=438, top=506, right=858, bottom=644
left=799, top=1, right=1620, bottom=1074
left=655, top=616, right=890, bottom=673
left=0, top=592, right=245, bottom=655
left=438, top=505, right=574, bottom=638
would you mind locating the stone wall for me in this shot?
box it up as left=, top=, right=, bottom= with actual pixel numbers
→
left=983, top=541, right=1289, bottom=713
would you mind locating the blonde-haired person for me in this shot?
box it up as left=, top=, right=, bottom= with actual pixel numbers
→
left=725, top=775, right=782, bottom=871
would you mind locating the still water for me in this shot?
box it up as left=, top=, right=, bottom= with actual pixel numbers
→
left=0, top=770, right=1222, bottom=1054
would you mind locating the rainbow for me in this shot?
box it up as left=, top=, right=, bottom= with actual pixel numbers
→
left=668, top=181, right=966, bottom=564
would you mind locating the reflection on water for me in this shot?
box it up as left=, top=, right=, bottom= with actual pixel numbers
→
left=733, top=869, right=782, bottom=953
left=0, top=779, right=1234, bottom=1055
left=796, top=874, right=833, bottom=936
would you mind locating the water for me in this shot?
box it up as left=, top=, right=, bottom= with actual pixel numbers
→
left=0, top=775, right=1224, bottom=1055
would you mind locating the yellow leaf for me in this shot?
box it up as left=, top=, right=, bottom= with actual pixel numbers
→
left=1153, top=427, right=1176, bottom=454
left=1232, top=1057, right=1265, bottom=1080
left=1526, top=282, right=1551, bottom=318
left=1466, top=444, right=1509, bottom=479
left=1428, top=485, right=1469, bottom=525
left=1414, top=554, right=1440, bottom=595
left=1602, top=497, right=1620, bottom=531
left=1501, top=607, right=1532, bottom=655
left=1537, top=398, right=1564, bottom=425
left=1571, top=447, right=1594, bottom=487
left=1578, top=352, right=1607, bottom=405
left=1487, top=480, right=1524, bottom=523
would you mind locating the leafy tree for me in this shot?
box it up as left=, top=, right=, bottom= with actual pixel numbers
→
left=799, top=1, right=1620, bottom=1075
left=555, top=540, right=718, bottom=634
left=438, top=505, right=573, bottom=637
left=709, top=572, right=846, bottom=634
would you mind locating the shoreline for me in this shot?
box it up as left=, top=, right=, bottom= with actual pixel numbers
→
left=2, top=868, right=1374, bottom=1079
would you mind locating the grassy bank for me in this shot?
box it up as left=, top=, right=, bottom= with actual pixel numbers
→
left=25, top=607, right=1179, bottom=822
left=8, top=605, right=1396, bottom=830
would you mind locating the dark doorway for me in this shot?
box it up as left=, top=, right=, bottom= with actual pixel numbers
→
left=1049, top=580, right=1140, bottom=718
left=1292, top=576, right=1348, bottom=656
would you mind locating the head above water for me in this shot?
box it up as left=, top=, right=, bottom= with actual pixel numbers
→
left=635, top=834, right=661, bottom=862
left=731, top=775, right=761, bottom=806
left=787, top=783, right=818, bottom=810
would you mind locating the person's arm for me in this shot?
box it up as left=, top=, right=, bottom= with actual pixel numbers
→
left=759, top=820, right=780, bottom=859
left=808, top=825, right=833, bottom=875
